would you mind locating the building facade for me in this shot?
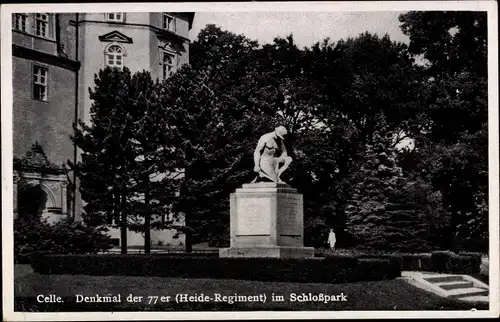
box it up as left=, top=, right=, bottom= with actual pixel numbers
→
left=12, top=12, right=194, bottom=248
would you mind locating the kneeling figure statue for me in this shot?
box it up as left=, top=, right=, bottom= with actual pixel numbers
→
left=252, top=126, right=292, bottom=184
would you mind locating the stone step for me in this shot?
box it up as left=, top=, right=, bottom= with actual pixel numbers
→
left=423, top=275, right=464, bottom=283
left=446, top=287, right=488, bottom=299
left=436, top=280, right=474, bottom=290
left=459, top=295, right=489, bottom=302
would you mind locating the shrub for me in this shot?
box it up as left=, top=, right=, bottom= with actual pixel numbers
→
left=430, top=250, right=481, bottom=274
left=31, top=253, right=400, bottom=283
left=458, top=251, right=484, bottom=261
left=400, top=253, right=433, bottom=271
left=304, top=217, right=330, bottom=248
left=316, top=248, right=481, bottom=274
left=14, top=217, right=113, bottom=263
left=429, top=250, right=454, bottom=272
left=448, top=254, right=482, bottom=274
left=354, top=258, right=402, bottom=281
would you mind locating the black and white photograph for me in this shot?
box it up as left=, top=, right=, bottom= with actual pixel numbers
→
left=1, top=1, right=499, bottom=320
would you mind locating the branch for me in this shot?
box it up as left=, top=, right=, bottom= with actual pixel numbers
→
left=392, top=130, right=410, bottom=148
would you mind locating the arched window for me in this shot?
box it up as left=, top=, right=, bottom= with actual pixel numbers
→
left=105, top=45, right=124, bottom=69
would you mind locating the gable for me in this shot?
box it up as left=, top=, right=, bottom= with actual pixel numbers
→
left=156, top=33, right=186, bottom=53
left=98, top=30, right=133, bottom=44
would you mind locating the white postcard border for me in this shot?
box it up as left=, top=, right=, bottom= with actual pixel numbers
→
left=2, top=1, right=499, bottom=320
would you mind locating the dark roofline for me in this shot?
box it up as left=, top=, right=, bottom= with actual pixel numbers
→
left=187, top=13, right=195, bottom=30
left=172, top=12, right=195, bottom=30
left=98, top=30, right=134, bottom=43
left=12, top=45, right=81, bottom=72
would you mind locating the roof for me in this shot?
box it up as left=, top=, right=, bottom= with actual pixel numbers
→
left=173, top=12, right=195, bottom=30
left=187, top=13, right=195, bottom=30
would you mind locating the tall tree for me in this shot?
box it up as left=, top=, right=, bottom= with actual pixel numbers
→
left=345, top=114, right=445, bottom=251
left=71, top=67, right=136, bottom=254
left=159, top=25, right=271, bottom=251
left=399, top=11, right=487, bottom=78
left=398, top=11, right=488, bottom=251
left=125, top=71, right=181, bottom=254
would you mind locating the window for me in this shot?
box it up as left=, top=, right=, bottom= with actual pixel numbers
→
left=106, top=13, right=124, bottom=22
left=13, top=14, right=27, bottom=32
left=33, top=66, right=48, bottom=101
left=162, top=14, right=175, bottom=32
left=162, top=51, right=175, bottom=79
left=105, top=45, right=124, bottom=69
left=35, top=13, right=49, bottom=37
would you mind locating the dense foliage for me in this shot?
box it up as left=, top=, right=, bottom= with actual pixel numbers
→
left=31, top=253, right=400, bottom=284
left=14, top=217, right=112, bottom=262
left=345, top=115, right=448, bottom=251
left=72, top=11, right=488, bottom=253
left=398, top=11, right=488, bottom=251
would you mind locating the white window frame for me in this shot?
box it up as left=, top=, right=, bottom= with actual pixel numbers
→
left=35, top=13, right=49, bottom=38
left=162, top=51, right=176, bottom=79
left=13, top=13, right=28, bottom=32
left=33, top=65, right=48, bottom=101
left=105, top=44, right=125, bottom=69
left=162, top=13, right=176, bottom=32
left=106, top=13, right=124, bottom=22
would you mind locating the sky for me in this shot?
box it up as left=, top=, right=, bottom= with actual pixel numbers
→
left=189, top=11, right=410, bottom=48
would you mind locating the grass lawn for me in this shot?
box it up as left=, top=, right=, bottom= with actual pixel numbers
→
left=14, top=266, right=488, bottom=312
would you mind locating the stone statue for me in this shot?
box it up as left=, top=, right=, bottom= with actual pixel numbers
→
left=252, top=126, right=292, bottom=184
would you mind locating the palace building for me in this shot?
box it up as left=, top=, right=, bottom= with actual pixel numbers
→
left=12, top=12, right=194, bottom=248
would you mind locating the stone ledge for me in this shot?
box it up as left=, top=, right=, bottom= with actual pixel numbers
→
left=219, top=246, right=314, bottom=258
left=242, top=182, right=291, bottom=188
left=236, top=183, right=298, bottom=194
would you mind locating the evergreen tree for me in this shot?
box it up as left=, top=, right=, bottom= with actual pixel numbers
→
left=71, top=67, right=137, bottom=254
left=345, top=114, right=444, bottom=252
left=125, top=71, right=181, bottom=254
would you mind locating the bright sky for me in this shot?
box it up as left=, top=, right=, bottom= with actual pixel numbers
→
left=190, top=12, right=410, bottom=48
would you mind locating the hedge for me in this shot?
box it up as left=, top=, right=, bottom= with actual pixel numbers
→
left=431, top=251, right=481, bottom=275
left=316, top=249, right=481, bottom=274
left=30, top=253, right=400, bottom=283
left=354, top=258, right=402, bottom=282
left=14, top=217, right=113, bottom=263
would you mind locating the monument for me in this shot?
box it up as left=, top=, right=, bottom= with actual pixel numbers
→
left=219, top=126, right=314, bottom=258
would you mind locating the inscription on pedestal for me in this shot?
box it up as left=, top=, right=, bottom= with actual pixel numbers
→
left=221, top=183, right=313, bottom=258
left=278, top=195, right=301, bottom=235
left=236, top=197, right=270, bottom=235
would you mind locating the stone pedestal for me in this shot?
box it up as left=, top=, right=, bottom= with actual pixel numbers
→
left=219, top=182, right=314, bottom=258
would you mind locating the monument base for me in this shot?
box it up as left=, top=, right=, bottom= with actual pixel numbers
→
left=220, top=182, right=314, bottom=259
left=219, top=246, right=314, bottom=258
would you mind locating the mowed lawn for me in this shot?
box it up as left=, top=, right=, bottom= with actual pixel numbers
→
left=13, top=265, right=488, bottom=311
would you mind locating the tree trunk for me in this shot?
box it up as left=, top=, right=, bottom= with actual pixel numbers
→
left=120, top=193, right=128, bottom=254
left=180, top=178, right=192, bottom=253
left=185, top=216, right=193, bottom=253
left=144, top=184, right=151, bottom=254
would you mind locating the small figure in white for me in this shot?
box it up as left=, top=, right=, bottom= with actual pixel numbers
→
left=328, top=229, right=336, bottom=249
